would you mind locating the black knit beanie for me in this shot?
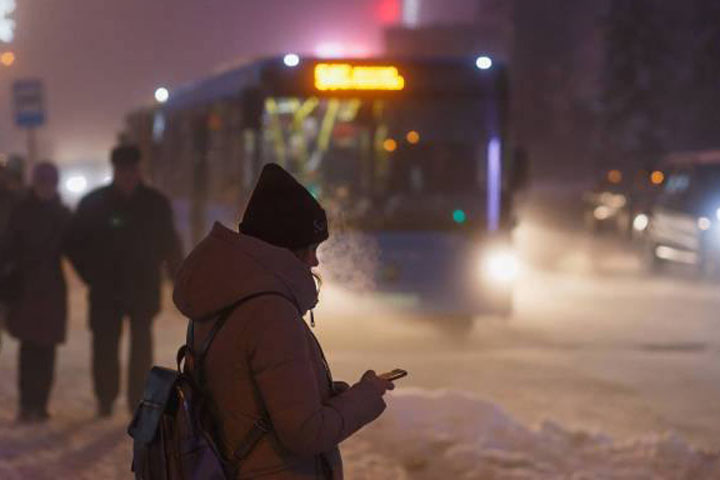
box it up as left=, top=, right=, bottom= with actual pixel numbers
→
left=239, top=163, right=329, bottom=250
left=111, top=145, right=141, bottom=167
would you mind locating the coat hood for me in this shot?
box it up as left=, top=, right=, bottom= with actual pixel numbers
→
left=173, top=222, right=318, bottom=320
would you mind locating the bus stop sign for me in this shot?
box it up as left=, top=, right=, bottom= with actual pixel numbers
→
left=12, top=79, right=45, bottom=128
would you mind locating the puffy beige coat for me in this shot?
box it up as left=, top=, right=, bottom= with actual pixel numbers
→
left=173, top=223, right=385, bottom=479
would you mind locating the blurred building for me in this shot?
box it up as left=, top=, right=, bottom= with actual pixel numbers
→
left=383, top=0, right=609, bottom=185
left=512, top=0, right=609, bottom=184
left=384, top=0, right=512, bottom=60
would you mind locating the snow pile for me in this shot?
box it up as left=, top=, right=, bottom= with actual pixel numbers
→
left=1, top=383, right=718, bottom=479
left=348, top=389, right=720, bottom=479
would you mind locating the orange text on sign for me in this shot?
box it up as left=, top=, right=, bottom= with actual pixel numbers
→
left=315, top=63, right=405, bottom=91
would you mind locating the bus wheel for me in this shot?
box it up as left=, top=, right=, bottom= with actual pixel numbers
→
left=698, top=256, right=720, bottom=282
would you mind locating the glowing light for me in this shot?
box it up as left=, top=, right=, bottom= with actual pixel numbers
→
left=377, top=0, right=401, bottom=25
left=594, top=205, right=611, bottom=220
left=698, top=217, right=711, bottom=231
left=283, top=53, right=300, bottom=67
left=475, top=56, right=493, bottom=70
left=65, top=175, right=88, bottom=194
left=716, top=208, right=720, bottom=222
left=316, top=43, right=371, bottom=59
left=316, top=43, right=345, bottom=58
left=607, top=169, right=622, bottom=184
left=315, top=63, right=405, bottom=91
left=633, top=213, right=649, bottom=232
left=0, top=50, right=14, bottom=66
left=452, top=209, right=467, bottom=224
left=308, top=185, right=320, bottom=199
left=487, top=137, right=502, bottom=231
left=383, top=138, right=397, bottom=152
left=481, top=249, right=520, bottom=284
left=0, top=0, right=16, bottom=43
left=406, top=130, right=420, bottom=144
left=650, top=170, right=664, bottom=185
left=656, top=245, right=697, bottom=264
left=402, top=0, right=420, bottom=27
left=208, top=112, right=222, bottom=131
left=154, top=87, right=169, bottom=103
left=599, top=192, right=626, bottom=208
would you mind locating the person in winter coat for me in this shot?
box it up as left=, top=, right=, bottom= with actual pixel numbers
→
left=173, top=163, right=394, bottom=479
left=0, top=162, right=72, bottom=422
left=0, top=164, right=19, bottom=352
left=66, top=145, right=183, bottom=417
left=0, top=163, right=21, bottom=253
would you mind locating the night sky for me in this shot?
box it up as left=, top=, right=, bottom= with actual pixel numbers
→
left=0, top=0, right=475, bottom=166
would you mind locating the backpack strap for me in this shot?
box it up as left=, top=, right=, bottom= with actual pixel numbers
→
left=231, top=417, right=272, bottom=464
left=185, top=290, right=301, bottom=469
left=189, top=291, right=301, bottom=377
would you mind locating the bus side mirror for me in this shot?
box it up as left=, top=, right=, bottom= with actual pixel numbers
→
left=510, top=147, right=529, bottom=192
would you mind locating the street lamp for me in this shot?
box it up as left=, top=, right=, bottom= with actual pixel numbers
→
left=154, top=87, right=169, bottom=104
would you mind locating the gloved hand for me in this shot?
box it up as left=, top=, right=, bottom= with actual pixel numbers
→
left=332, top=381, right=350, bottom=395
left=360, top=370, right=395, bottom=396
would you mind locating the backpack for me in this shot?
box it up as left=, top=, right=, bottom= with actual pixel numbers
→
left=128, top=291, right=291, bottom=480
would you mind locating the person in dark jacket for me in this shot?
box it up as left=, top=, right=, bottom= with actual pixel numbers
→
left=66, top=145, right=183, bottom=417
left=0, top=162, right=71, bottom=422
left=0, top=163, right=21, bottom=245
left=173, top=164, right=393, bottom=479
left=0, top=163, right=22, bottom=352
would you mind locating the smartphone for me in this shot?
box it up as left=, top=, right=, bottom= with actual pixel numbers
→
left=379, top=368, right=408, bottom=381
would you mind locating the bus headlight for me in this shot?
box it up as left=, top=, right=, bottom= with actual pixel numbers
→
left=481, top=249, right=519, bottom=284
left=64, top=174, right=88, bottom=194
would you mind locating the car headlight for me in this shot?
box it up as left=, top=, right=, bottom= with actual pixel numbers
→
left=593, top=205, right=611, bottom=220
left=599, top=192, right=626, bottom=209
left=633, top=213, right=649, bottom=232
left=481, top=249, right=520, bottom=284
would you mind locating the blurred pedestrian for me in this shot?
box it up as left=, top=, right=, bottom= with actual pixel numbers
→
left=66, top=145, right=183, bottom=417
left=0, top=162, right=71, bottom=423
left=0, top=162, right=21, bottom=241
left=172, top=163, right=392, bottom=478
left=0, top=162, right=22, bottom=352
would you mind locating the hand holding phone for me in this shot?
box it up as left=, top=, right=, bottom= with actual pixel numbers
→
left=378, top=368, right=408, bottom=381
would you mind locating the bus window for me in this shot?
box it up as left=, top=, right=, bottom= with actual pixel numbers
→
left=259, top=95, right=491, bottom=230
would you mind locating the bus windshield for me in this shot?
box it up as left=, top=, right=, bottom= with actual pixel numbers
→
left=261, top=96, right=492, bottom=229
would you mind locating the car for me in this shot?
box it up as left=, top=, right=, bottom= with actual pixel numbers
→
left=584, top=169, right=630, bottom=234
left=584, top=168, right=662, bottom=239
left=644, top=150, right=720, bottom=276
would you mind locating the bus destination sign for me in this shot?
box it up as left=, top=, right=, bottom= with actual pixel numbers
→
left=314, top=63, right=405, bottom=92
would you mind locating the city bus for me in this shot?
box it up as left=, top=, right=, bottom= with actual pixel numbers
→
left=122, top=55, right=522, bottom=318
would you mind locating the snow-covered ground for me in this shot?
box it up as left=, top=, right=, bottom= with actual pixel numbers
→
left=2, top=195, right=720, bottom=478
left=348, top=390, right=720, bottom=479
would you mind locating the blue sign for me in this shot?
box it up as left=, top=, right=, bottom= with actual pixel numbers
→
left=12, top=79, right=45, bottom=128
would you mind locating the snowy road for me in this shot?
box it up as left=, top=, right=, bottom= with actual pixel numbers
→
left=2, top=192, right=720, bottom=478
